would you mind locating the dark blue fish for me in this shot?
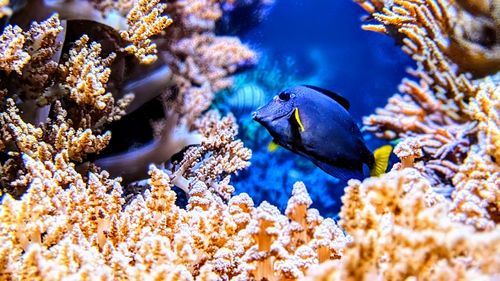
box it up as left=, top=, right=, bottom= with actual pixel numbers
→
left=252, top=85, right=391, bottom=182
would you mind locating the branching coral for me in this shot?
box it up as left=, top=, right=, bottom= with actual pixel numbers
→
left=0, top=14, right=66, bottom=129
left=173, top=34, right=256, bottom=91
left=91, top=0, right=256, bottom=185
left=0, top=0, right=256, bottom=194
left=0, top=25, right=30, bottom=75
left=0, top=160, right=346, bottom=280
left=356, top=0, right=499, bottom=76
left=20, top=14, right=64, bottom=96
left=305, top=169, right=500, bottom=280
left=359, top=0, right=490, bottom=131
left=165, top=111, right=251, bottom=198
left=120, top=0, right=173, bottom=64
left=0, top=0, right=497, bottom=280
left=0, top=13, right=63, bottom=92
left=450, top=140, right=499, bottom=230
left=0, top=15, right=130, bottom=196
left=0, top=99, right=111, bottom=197
left=159, top=0, right=256, bottom=127
left=171, top=0, right=223, bottom=30
left=449, top=78, right=499, bottom=230
left=1, top=6, right=261, bottom=279
left=358, top=0, right=499, bottom=231
left=63, top=35, right=115, bottom=111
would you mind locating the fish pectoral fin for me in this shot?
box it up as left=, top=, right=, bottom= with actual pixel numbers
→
left=370, top=145, right=393, bottom=177
left=292, top=107, right=305, bottom=132
left=313, top=161, right=363, bottom=183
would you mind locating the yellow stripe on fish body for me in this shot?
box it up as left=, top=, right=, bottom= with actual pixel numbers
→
left=370, top=145, right=392, bottom=176
left=294, top=107, right=305, bottom=132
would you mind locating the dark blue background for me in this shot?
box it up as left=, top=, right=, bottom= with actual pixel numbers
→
left=223, top=0, right=413, bottom=217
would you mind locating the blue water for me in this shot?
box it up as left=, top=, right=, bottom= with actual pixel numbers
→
left=220, top=0, right=413, bottom=217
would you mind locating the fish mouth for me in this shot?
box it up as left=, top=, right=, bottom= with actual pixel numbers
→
left=252, top=107, right=293, bottom=124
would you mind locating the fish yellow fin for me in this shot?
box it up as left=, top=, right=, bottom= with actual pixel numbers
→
left=370, top=145, right=392, bottom=177
left=267, top=141, right=279, bottom=152
left=294, top=107, right=305, bottom=132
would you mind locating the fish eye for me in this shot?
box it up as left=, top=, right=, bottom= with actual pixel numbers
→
left=278, top=92, right=290, bottom=101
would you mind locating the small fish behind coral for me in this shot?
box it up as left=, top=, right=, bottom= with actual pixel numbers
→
left=252, top=85, right=393, bottom=182
left=226, top=82, right=268, bottom=116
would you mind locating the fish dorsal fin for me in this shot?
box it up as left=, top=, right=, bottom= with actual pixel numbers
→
left=302, top=85, right=350, bottom=110
left=370, top=145, right=393, bottom=177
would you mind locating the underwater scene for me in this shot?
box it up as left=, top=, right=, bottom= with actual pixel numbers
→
left=0, top=0, right=498, bottom=280
left=221, top=0, right=413, bottom=217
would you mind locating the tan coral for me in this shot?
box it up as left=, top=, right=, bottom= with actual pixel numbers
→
left=91, top=0, right=256, bottom=185
left=446, top=76, right=500, bottom=230
left=305, top=169, right=500, bottom=280
left=1, top=6, right=260, bottom=280
left=120, top=0, right=173, bottom=64
left=0, top=25, right=30, bottom=74
left=166, top=111, right=251, bottom=197
left=175, top=0, right=222, bottom=30
left=358, top=0, right=499, bottom=76
left=230, top=182, right=347, bottom=281
left=450, top=139, right=500, bottom=230
left=0, top=98, right=111, bottom=196
left=0, top=14, right=63, bottom=82
left=19, top=14, right=64, bottom=99
left=157, top=2, right=256, bottom=132
left=63, top=35, right=115, bottom=111
left=359, top=0, right=499, bottom=192
left=393, top=137, right=424, bottom=168
left=173, top=34, right=256, bottom=93
left=467, top=76, right=500, bottom=160
left=0, top=159, right=347, bottom=280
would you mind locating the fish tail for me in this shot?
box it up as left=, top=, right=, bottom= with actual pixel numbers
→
left=370, top=145, right=393, bottom=177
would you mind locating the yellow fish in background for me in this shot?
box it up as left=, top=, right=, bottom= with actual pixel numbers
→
left=267, top=140, right=280, bottom=152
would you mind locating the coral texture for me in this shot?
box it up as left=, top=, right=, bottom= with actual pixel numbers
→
left=0, top=0, right=498, bottom=280
left=358, top=0, right=499, bottom=230
left=120, top=0, right=173, bottom=64
left=0, top=15, right=130, bottom=197
left=305, top=169, right=500, bottom=280
left=0, top=163, right=346, bottom=280
left=0, top=25, right=30, bottom=75
left=1, top=0, right=256, bottom=192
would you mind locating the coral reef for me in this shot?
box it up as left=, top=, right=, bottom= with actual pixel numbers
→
left=0, top=0, right=498, bottom=280
left=356, top=0, right=499, bottom=76
left=1, top=0, right=256, bottom=192
left=306, top=169, right=500, bottom=280
left=120, top=0, right=172, bottom=64
left=359, top=0, right=499, bottom=230
left=0, top=162, right=346, bottom=279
